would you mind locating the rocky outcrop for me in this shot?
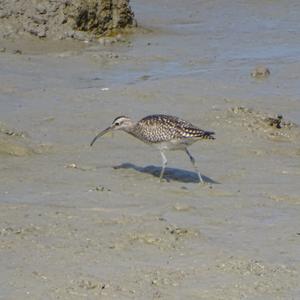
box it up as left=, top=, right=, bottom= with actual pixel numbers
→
left=0, top=0, right=136, bottom=40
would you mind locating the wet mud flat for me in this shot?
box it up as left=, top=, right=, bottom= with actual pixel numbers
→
left=1, top=0, right=300, bottom=299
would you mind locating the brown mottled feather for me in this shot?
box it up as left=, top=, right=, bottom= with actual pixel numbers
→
left=130, top=114, right=215, bottom=144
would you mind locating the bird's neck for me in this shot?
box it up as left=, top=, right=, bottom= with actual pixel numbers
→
left=124, top=123, right=144, bottom=141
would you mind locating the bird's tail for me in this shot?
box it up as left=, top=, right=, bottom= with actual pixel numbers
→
left=202, top=130, right=215, bottom=140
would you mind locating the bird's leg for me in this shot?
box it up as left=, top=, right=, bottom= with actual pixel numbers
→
left=185, top=148, right=204, bottom=184
left=159, top=151, right=167, bottom=182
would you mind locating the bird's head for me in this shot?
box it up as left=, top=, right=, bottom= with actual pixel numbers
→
left=90, top=116, right=134, bottom=146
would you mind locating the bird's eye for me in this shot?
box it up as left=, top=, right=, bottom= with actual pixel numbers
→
left=115, top=122, right=120, bottom=126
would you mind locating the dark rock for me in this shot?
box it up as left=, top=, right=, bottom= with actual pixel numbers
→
left=12, top=49, right=22, bottom=54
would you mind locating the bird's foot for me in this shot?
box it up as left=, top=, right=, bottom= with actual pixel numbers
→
left=159, top=176, right=170, bottom=183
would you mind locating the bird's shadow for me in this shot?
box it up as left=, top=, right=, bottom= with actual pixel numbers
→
left=113, top=162, right=218, bottom=184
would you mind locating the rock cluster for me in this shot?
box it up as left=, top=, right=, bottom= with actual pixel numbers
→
left=0, top=0, right=135, bottom=40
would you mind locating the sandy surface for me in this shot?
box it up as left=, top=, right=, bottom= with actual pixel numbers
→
left=1, top=0, right=300, bottom=299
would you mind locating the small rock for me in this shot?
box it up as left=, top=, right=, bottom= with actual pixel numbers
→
left=65, top=163, right=77, bottom=169
left=37, top=26, right=47, bottom=38
left=139, top=75, right=151, bottom=81
left=95, top=185, right=111, bottom=192
left=251, top=66, right=270, bottom=79
left=12, top=49, right=22, bottom=54
left=32, top=14, right=47, bottom=25
left=264, top=114, right=283, bottom=129
left=173, top=203, right=195, bottom=211
left=73, top=31, right=89, bottom=41
left=36, top=4, right=47, bottom=14
left=0, top=11, right=11, bottom=18
left=78, top=279, right=98, bottom=290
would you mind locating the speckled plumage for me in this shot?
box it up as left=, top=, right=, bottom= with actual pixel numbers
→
left=90, top=114, right=215, bottom=183
left=129, top=114, right=214, bottom=146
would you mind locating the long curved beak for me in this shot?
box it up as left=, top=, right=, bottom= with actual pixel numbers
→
left=90, top=126, right=113, bottom=146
